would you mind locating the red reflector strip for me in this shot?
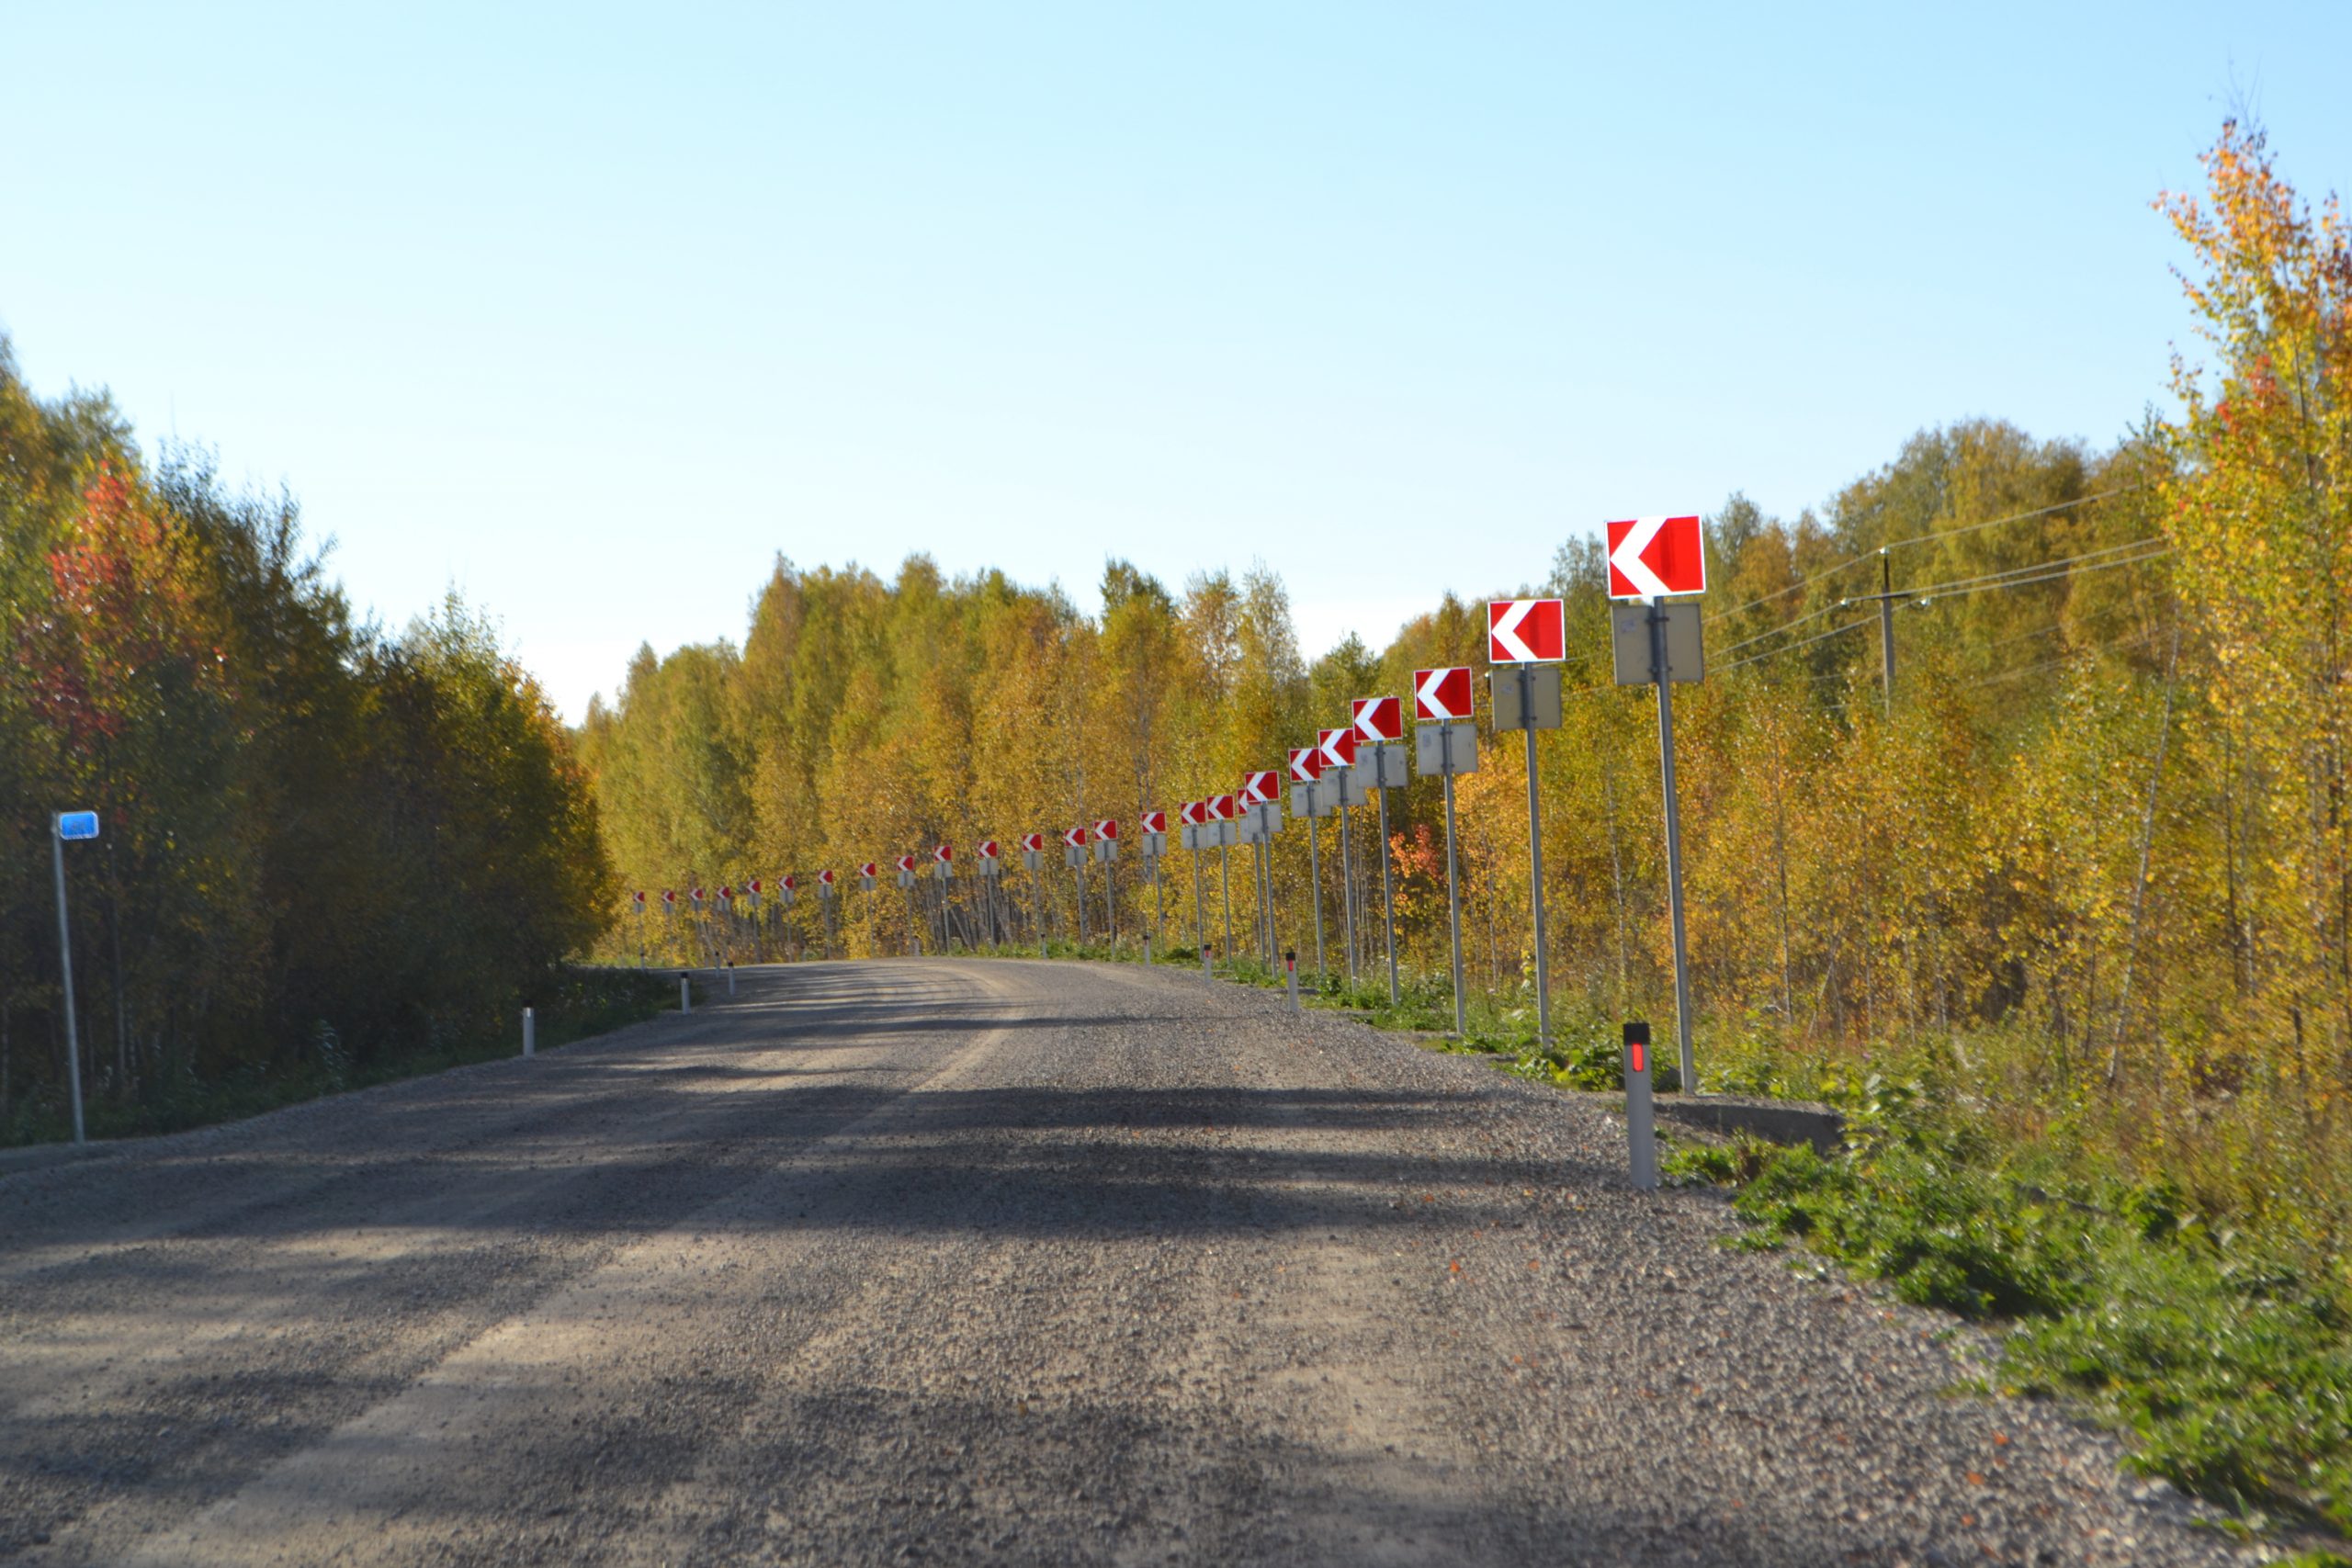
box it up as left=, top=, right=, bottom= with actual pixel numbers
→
left=1630, top=1043, right=1646, bottom=1075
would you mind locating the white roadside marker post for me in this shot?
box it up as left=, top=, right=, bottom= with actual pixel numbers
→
left=679, top=973, right=692, bottom=1015
left=1285, top=949, right=1301, bottom=1014
left=1624, top=1021, right=1657, bottom=1190
left=523, top=1007, right=535, bottom=1058
left=52, top=809, right=99, bottom=1145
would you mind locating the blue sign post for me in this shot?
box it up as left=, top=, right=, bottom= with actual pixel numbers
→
left=53, top=810, right=98, bottom=1145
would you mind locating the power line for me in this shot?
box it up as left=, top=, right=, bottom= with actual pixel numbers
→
left=1713, top=544, right=2170, bottom=678
left=1909, top=541, right=2171, bottom=604
left=1715, top=616, right=1872, bottom=675
left=1718, top=537, right=2169, bottom=668
left=1702, top=486, right=2146, bottom=626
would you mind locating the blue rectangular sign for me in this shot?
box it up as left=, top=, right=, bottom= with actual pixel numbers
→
left=57, top=811, right=99, bottom=841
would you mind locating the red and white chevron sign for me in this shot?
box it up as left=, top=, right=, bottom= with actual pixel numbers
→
left=1094, top=818, right=1119, bottom=841
left=1605, top=514, right=1707, bottom=599
left=934, top=844, right=953, bottom=863
left=1210, top=793, right=1238, bottom=821
left=1063, top=826, right=1089, bottom=848
left=820, top=868, right=837, bottom=886
left=1140, top=810, right=1166, bottom=834
left=1488, top=598, right=1566, bottom=662
left=857, top=863, right=875, bottom=879
left=1020, top=832, right=1045, bottom=853
left=690, top=886, right=705, bottom=907
left=748, top=879, right=763, bottom=896
left=1288, top=747, right=1322, bottom=784
left=978, top=839, right=1000, bottom=859
left=783, top=874, right=797, bottom=891
left=1177, top=801, right=1202, bottom=827
left=896, top=854, right=916, bottom=874
left=1352, top=695, right=1404, bottom=742
left=1240, top=771, right=1279, bottom=806
left=632, top=891, right=646, bottom=911
left=662, top=889, right=676, bottom=907
left=719, top=886, right=734, bottom=903
left=1317, top=727, right=1359, bottom=769
left=1414, top=667, right=1474, bottom=721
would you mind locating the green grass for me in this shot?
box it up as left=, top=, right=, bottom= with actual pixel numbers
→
left=4, top=966, right=673, bottom=1149
left=1007, top=925, right=2352, bottom=1542
left=1667, top=1077, right=2352, bottom=1540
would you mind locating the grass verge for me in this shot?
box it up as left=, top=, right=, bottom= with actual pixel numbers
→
left=1667, top=1076, right=2352, bottom=1541
left=974, top=937, right=2352, bottom=1542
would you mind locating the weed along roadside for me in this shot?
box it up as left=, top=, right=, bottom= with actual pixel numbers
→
left=965, top=939, right=2352, bottom=1552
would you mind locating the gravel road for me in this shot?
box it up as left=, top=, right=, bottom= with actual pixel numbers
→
left=1, top=959, right=2250, bottom=1565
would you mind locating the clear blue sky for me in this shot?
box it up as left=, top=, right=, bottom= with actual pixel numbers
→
left=6, top=3, right=2346, bottom=719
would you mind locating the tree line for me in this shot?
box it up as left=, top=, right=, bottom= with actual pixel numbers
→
left=1, top=345, right=616, bottom=1139
left=582, top=122, right=2348, bottom=1235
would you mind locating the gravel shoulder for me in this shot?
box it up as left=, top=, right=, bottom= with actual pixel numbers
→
left=0, top=959, right=2251, bottom=1565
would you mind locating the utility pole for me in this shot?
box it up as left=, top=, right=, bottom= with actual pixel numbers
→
left=1837, top=549, right=1903, bottom=715
left=1878, top=549, right=1896, bottom=712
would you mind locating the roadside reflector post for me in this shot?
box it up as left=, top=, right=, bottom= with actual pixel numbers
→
left=523, top=1007, right=535, bottom=1058
left=1623, top=1021, right=1657, bottom=1190
left=1285, top=949, right=1301, bottom=1014
left=1202, top=942, right=1214, bottom=982
left=727, top=961, right=736, bottom=998
left=679, top=972, right=692, bottom=1015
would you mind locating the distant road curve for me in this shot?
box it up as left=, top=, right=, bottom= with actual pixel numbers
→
left=0, top=959, right=2240, bottom=1565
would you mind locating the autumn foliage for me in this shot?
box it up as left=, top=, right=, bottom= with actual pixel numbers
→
left=0, top=350, right=616, bottom=1134
left=585, top=123, right=2352, bottom=1246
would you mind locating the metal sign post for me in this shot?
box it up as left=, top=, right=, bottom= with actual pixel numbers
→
left=1354, top=698, right=1408, bottom=1009
left=1306, top=784, right=1326, bottom=979
left=1093, top=823, right=1119, bottom=950
left=1491, top=660, right=1565, bottom=1046
left=1610, top=592, right=1706, bottom=1093
left=1246, top=800, right=1282, bottom=962
left=1413, top=714, right=1477, bottom=1036
left=1318, top=729, right=1361, bottom=987
left=1337, top=781, right=1356, bottom=985
left=52, top=810, right=97, bottom=1145
left=1030, top=846, right=1046, bottom=957
left=1212, top=798, right=1237, bottom=967
left=1369, top=744, right=1405, bottom=1007
left=1653, top=601, right=1695, bottom=1093
left=1181, top=811, right=1206, bottom=956
left=1413, top=670, right=1477, bottom=1036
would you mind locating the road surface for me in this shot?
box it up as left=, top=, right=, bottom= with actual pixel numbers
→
left=1, top=960, right=2238, bottom=1565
